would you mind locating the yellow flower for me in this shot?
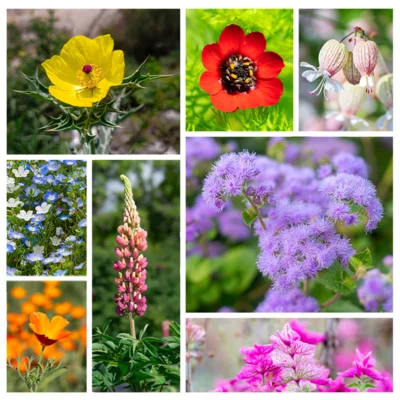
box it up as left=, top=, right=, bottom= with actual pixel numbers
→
left=29, top=312, right=71, bottom=347
left=42, top=34, right=124, bottom=107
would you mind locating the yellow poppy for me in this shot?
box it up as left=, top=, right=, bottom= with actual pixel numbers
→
left=42, top=34, right=125, bottom=107
left=29, top=312, right=71, bottom=347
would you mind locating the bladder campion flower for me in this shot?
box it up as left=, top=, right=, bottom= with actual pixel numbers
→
left=29, top=311, right=71, bottom=347
left=200, top=24, right=284, bottom=112
left=42, top=34, right=125, bottom=107
left=353, top=40, right=379, bottom=93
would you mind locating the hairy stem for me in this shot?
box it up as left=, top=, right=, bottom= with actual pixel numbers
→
left=321, top=293, right=341, bottom=308
left=129, top=314, right=136, bottom=339
left=243, top=192, right=267, bottom=230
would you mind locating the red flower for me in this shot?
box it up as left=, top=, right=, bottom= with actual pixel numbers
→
left=199, top=24, right=284, bottom=113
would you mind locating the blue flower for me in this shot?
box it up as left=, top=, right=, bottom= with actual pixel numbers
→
left=59, top=215, right=70, bottom=221
left=7, top=266, right=17, bottom=276
left=63, top=160, right=77, bottom=166
left=31, top=214, right=46, bottom=224
left=26, top=224, right=41, bottom=233
left=46, top=161, right=60, bottom=171
left=74, top=262, right=86, bottom=270
left=32, top=176, right=46, bottom=185
left=26, top=253, right=45, bottom=263
left=77, top=198, right=84, bottom=207
left=40, top=165, right=49, bottom=175
left=43, top=254, right=63, bottom=264
left=24, top=184, right=41, bottom=197
left=44, top=191, right=59, bottom=203
left=7, top=241, right=16, bottom=253
left=56, top=248, right=72, bottom=256
left=8, top=229, right=25, bottom=240
left=53, top=269, right=68, bottom=276
left=78, top=219, right=87, bottom=228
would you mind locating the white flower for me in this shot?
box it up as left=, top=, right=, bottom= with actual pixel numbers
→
left=66, top=235, right=77, bottom=242
left=35, top=202, right=51, bottom=214
left=376, top=109, right=393, bottom=131
left=7, top=197, right=24, bottom=208
left=300, top=62, right=344, bottom=99
left=33, top=245, right=44, bottom=254
left=56, top=227, right=64, bottom=236
left=7, top=177, right=15, bottom=186
left=50, top=236, right=62, bottom=246
left=12, top=166, right=30, bottom=178
left=16, top=210, right=34, bottom=221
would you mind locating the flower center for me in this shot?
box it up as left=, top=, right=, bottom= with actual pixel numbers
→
left=76, top=64, right=103, bottom=89
left=220, top=54, right=257, bottom=94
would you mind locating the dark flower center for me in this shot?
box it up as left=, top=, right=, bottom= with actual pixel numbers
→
left=220, top=54, right=257, bottom=94
left=82, top=64, right=93, bottom=74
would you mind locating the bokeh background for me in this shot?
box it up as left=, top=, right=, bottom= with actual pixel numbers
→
left=186, top=9, right=293, bottom=131
left=186, top=137, right=393, bottom=312
left=92, top=160, right=180, bottom=338
left=188, top=318, right=393, bottom=392
left=7, top=281, right=87, bottom=392
left=299, top=9, right=393, bottom=131
left=7, top=9, right=180, bottom=154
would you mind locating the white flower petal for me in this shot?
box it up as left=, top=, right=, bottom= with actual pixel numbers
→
left=302, top=70, right=323, bottom=82
left=325, top=78, right=344, bottom=92
left=300, top=61, right=317, bottom=70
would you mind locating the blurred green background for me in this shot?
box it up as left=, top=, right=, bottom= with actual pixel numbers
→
left=92, top=160, right=180, bottom=338
left=186, top=137, right=393, bottom=312
left=186, top=9, right=293, bottom=131
left=299, top=9, right=393, bottom=131
left=7, top=9, right=180, bottom=154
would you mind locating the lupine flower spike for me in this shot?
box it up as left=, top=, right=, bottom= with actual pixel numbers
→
left=114, top=174, right=148, bottom=338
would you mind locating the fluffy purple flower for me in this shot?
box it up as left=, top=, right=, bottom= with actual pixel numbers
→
left=255, top=288, right=320, bottom=312
left=332, top=152, right=369, bottom=178
left=339, top=349, right=387, bottom=381
left=357, top=269, right=392, bottom=312
left=317, top=164, right=332, bottom=179
left=186, top=196, right=218, bottom=242
left=320, top=173, right=383, bottom=232
left=202, top=150, right=260, bottom=211
left=217, top=209, right=251, bottom=241
left=301, top=137, right=358, bottom=162
left=186, top=137, right=220, bottom=178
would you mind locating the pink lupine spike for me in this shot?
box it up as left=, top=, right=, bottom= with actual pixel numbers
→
left=114, top=174, right=149, bottom=318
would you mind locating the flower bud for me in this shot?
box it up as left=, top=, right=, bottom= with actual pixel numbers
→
left=338, top=82, right=367, bottom=116
left=318, top=39, right=349, bottom=76
left=343, top=51, right=361, bottom=85
left=353, top=40, right=379, bottom=91
left=376, top=73, right=393, bottom=109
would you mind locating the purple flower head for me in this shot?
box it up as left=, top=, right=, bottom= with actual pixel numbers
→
left=332, top=152, right=369, bottom=178
left=320, top=173, right=383, bottom=232
left=202, top=150, right=260, bottom=211
left=217, top=209, right=251, bottom=241
left=114, top=175, right=148, bottom=318
left=317, top=164, right=332, bottom=179
left=255, top=288, right=320, bottom=313
left=186, top=137, right=220, bottom=178
left=383, top=255, right=393, bottom=267
left=339, top=349, right=387, bottom=381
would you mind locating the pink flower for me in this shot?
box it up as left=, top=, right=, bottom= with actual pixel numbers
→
left=113, top=175, right=148, bottom=317
left=289, top=320, right=326, bottom=345
left=186, top=319, right=206, bottom=363
left=339, top=349, right=387, bottom=381
left=318, top=377, right=357, bottom=392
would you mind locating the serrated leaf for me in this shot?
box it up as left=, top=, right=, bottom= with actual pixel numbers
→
left=316, top=264, right=353, bottom=295
left=349, top=248, right=373, bottom=272
left=242, top=209, right=257, bottom=227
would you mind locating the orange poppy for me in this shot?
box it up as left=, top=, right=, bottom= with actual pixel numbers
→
left=29, top=312, right=71, bottom=347
left=70, top=306, right=86, bottom=319
left=54, top=301, right=72, bottom=315
left=11, top=287, right=27, bottom=299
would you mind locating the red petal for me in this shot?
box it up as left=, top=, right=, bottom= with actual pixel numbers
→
left=210, top=90, right=238, bottom=112
left=199, top=71, right=222, bottom=95
left=235, top=90, right=262, bottom=110
left=202, top=43, right=222, bottom=71
left=241, top=32, right=266, bottom=59
left=256, top=52, right=285, bottom=79
left=254, top=78, right=284, bottom=106
left=218, top=24, right=245, bottom=57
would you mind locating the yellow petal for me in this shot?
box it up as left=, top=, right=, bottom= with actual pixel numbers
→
left=94, top=34, right=114, bottom=58
left=42, top=55, right=79, bottom=89
left=46, top=315, right=70, bottom=340
left=29, top=312, right=49, bottom=335
left=49, top=85, right=93, bottom=107
left=106, top=50, right=125, bottom=86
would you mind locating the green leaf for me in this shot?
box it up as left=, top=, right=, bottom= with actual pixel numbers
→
left=346, top=382, right=360, bottom=388
left=242, top=209, right=257, bottom=227
left=349, top=248, right=373, bottom=273
left=316, top=264, right=354, bottom=295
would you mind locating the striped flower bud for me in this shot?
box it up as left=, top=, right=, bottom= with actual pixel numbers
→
left=338, top=82, right=367, bottom=116
left=343, top=51, right=362, bottom=85
left=318, top=39, right=349, bottom=76
left=376, top=73, right=393, bottom=109
left=353, top=40, right=379, bottom=92
left=114, top=174, right=148, bottom=318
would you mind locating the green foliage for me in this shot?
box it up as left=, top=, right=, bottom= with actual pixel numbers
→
left=92, top=160, right=180, bottom=338
left=186, top=9, right=293, bottom=131
left=316, top=263, right=355, bottom=295
left=93, top=321, right=180, bottom=392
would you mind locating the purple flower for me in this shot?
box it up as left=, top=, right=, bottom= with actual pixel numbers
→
left=202, top=150, right=260, bottom=211
left=217, top=209, right=251, bottom=241
left=317, top=164, right=332, bottom=179
left=332, top=152, right=369, bottom=178
left=301, top=137, right=358, bottom=162
left=255, top=288, right=320, bottom=312
left=186, top=137, right=221, bottom=178
left=339, top=349, right=387, bottom=381
left=186, top=196, right=218, bottom=242
left=383, top=255, right=393, bottom=267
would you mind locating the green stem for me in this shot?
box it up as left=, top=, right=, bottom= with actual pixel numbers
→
left=129, top=314, right=136, bottom=339
left=243, top=191, right=266, bottom=230
left=321, top=293, right=341, bottom=309
left=303, top=279, right=310, bottom=296
left=34, top=346, right=45, bottom=392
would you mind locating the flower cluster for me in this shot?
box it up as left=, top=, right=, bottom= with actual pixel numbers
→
left=213, top=321, right=391, bottom=392
left=7, top=160, right=87, bottom=276
left=113, top=175, right=148, bottom=318
left=186, top=319, right=206, bottom=363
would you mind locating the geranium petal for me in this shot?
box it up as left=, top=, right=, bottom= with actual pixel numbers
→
left=241, top=32, right=266, bottom=59
left=254, top=78, right=283, bottom=107
left=199, top=71, right=222, bottom=95
left=218, top=24, right=245, bottom=57
left=202, top=43, right=222, bottom=71
left=210, top=90, right=238, bottom=112
left=255, top=51, right=284, bottom=79
left=46, top=315, right=70, bottom=340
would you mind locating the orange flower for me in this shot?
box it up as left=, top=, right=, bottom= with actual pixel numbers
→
left=54, top=301, right=72, bottom=315
left=30, top=293, right=52, bottom=309
left=44, top=282, right=62, bottom=299
left=21, top=301, right=36, bottom=315
left=29, top=312, right=71, bottom=347
left=70, top=306, right=86, bottom=319
left=11, top=287, right=27, bottom=299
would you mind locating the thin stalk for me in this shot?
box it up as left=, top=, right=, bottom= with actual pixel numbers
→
left=243, top=191, right=266, bottom=231
left=34, top=346, right=45, bottom=392
left=303, top=279, right=310, bottom=296
left=129, top=314, right=136, bottom=339
left=321, top=293, right=341, bottom=309
left=186, top=362, right=192, bottom=392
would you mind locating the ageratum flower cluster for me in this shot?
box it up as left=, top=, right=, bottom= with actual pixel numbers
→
left=213, top=321, right=390, bottom=392
left=6, top=160, right=87, bottom=276
left=202, top=146, right=383, bottom=292
left=113, top=175, right=148, bottom=317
